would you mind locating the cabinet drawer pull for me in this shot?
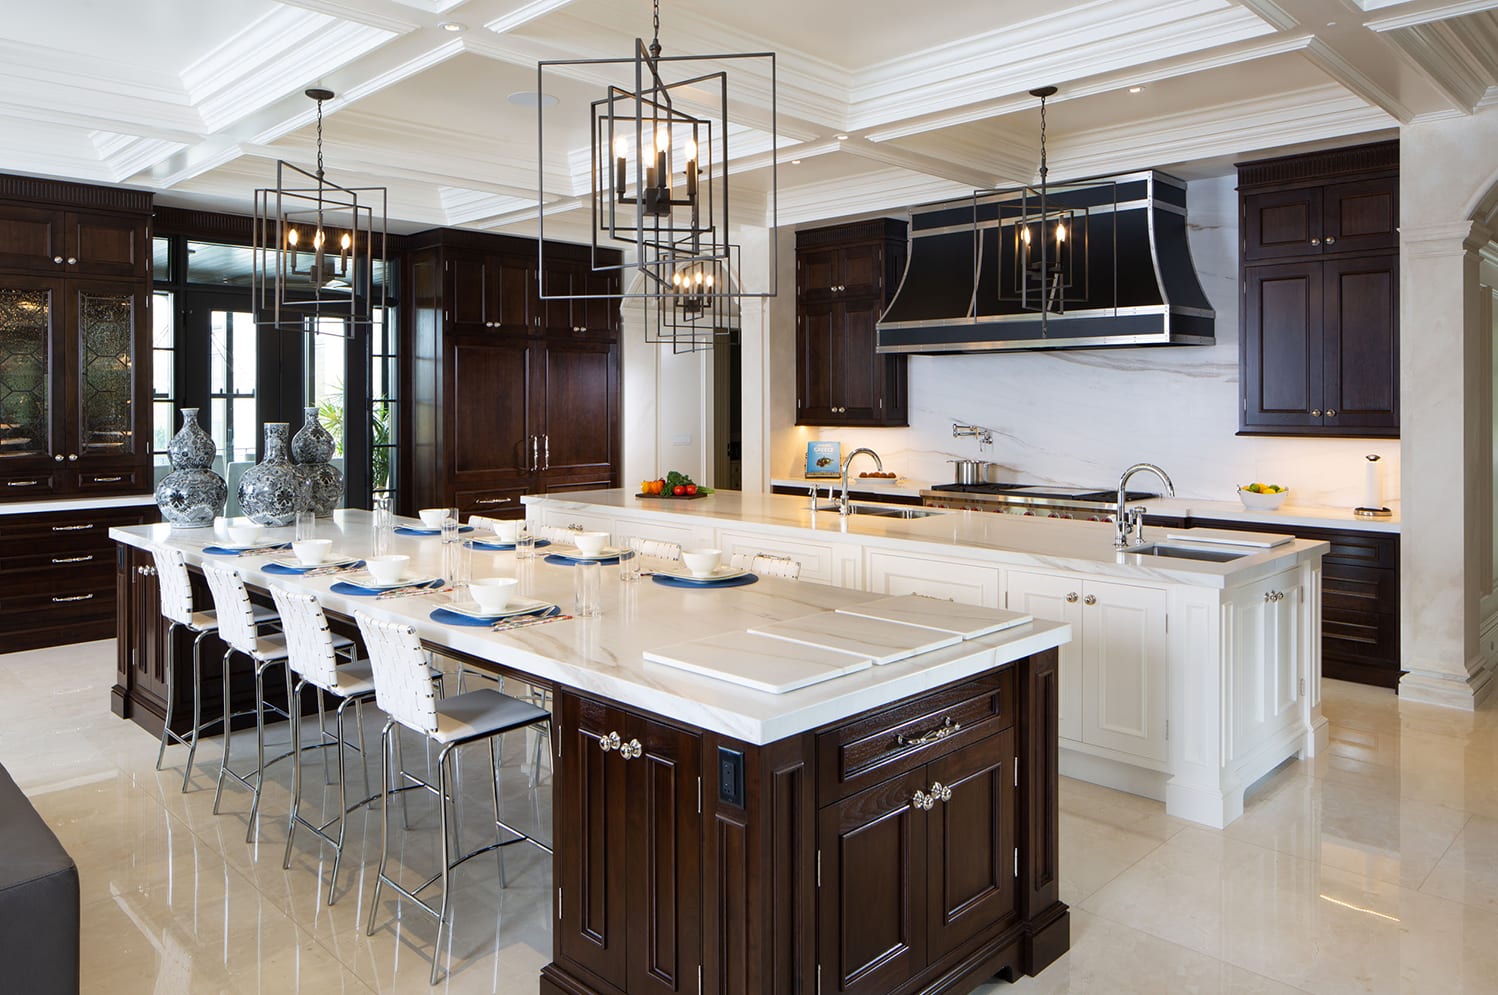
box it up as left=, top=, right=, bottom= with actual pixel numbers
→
left=1325, top=409, right=1336, bottom=417
left=1311, top=409, right=1321, bottom=417
left=53, top=255, right=64, bottom=264
left=52, top=593, right=95, bottom=603
left=619, top=738, right=642, bottom=760
left=1084, top=594, right=1098, bottom=606
left=52, top=554, right=94, bottom=564
left=67, top=256, right=78, bottom=265
left=930, top=781, right=953, bottom=803
left=474, top=497, right=513, bottom=505
left=1065, top=592, right=1078, bottom=603
left=6, top=480, right=40, bottom=487
left=895, top=716, right=960, bottom=748
left=911, top=789, right=935, bottom=811
left=67, top=453, right=77, bottom=462
left=598, top=730, right=621, bottom=752
left=51, top=523, right=95, bottom=531
left=1310, top=238, right=1321, bottom=246
left=1324, top=236, right=1336, bottom=245
left=92, top=475, right=125, bottom=483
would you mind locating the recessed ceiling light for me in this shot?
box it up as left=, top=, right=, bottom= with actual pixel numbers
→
left=1326, top=20, right=1337, bottom=26
left=1128, top=86, right=1145, bottom=94
left=508, top=90, right=559, bottom=108
left=835, top=134, right=849, bottom=140
left=440, top=21, right=466, bottom=32
left=791, top=159, right=802, bottom=165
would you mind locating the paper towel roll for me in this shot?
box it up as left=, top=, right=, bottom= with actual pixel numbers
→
left=1362, top=455, right=1382, bottom=510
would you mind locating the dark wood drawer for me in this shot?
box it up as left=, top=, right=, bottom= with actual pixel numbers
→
left=1322, top=606, right=1399, bottom=663
left=1321, top=562, right=1397, bottom=615
left=0, top=579, right=116, bottom=628
left=0, top=471, right=58, bottom=496
left=0, top=547, right=112, bottom=577
left=0, top=504, right=151, bottom=542
left=76, top=469, right=143, bottom=492
left=816, top=669, right=1013, bottom=803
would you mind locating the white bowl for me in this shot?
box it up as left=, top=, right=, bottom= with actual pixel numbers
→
left=418, top=508, right=450, bottom=528
left=292, top=538, right=333, bottom=566
left=573, top=531, right=609, bottom=557
left=470, top=577, right=519, bottom=612
left=226, top=523, right=263, bottom=546
left=366, top=554, right=410, bottom=585
left=681, top=548, right=722, bottom=578
left=490, top=519, right=521, bottom=543
left=1238, top=487, right=1289, bottom=510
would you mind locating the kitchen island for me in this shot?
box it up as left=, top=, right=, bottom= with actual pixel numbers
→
left=110, top=513, right=1072, bottom=995
left=527, top=488, right=1332, bottom=829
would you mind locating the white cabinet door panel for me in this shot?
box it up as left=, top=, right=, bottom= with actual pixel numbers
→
left=1082, top=579, right=1169, bottom=762
left=1006, top=570, right=1084, bottom=743
left=865, top=550, right=1001, bottom=606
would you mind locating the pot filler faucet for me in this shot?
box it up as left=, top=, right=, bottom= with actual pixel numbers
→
left=1115, top=462, right=1175, bottom=549
left=840, top=448, right=883, bottom=516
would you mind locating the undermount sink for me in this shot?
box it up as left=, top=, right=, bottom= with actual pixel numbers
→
left=845, top=504, right=945, bottom=519
left=1131, top=543, right=1251, bottom=563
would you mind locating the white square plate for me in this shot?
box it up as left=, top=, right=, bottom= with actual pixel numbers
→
left=548, top=544, right=623, bottom=560
left=653, top=564, right=751, bottom=583
left=268, top=554, right=359, bottom=571
left=342, top=574, right=442, bottom=591
left=441, top=597, right=556, bottom=620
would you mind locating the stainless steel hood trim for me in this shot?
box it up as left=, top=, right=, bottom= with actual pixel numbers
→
left=882, top=331, right=1216, bottom=353
left=913, top=198, right=1156, bottom=239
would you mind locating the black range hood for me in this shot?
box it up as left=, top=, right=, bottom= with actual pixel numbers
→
left=876, top=169, right=1214, bottom=354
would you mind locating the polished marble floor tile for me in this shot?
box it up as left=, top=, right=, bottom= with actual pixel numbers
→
left=4, top=639, right=1497, bottom=995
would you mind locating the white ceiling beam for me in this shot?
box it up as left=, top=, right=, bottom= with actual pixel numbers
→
left=1364, top=0, right=1498, bottom=30
left=1302, top=37, right=1416, bottom=121
left=776, top=167, right=972, bottom=227
left=838, top=138, right=1009, bottom=191
left=486, top=0, right=581, bottom=34
left=271, top=0, right=425, bottom=33
left=1233, top=0, right=1301, bottom=30
left=1373, top=19, right=1495, bottom=111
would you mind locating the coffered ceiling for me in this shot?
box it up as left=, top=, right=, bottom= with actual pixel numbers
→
left=2, top=0, right=1495, bottom=239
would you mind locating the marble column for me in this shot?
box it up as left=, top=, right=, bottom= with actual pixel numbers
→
left=1398, top=219, right=1496, bottom=709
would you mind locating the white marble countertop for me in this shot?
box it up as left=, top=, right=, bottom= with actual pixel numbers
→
left=1, top=493, right=156, bottom=516
left=109, top=512, right=1069, bottom=745
left=1138, top=496, right=1400, bottom=534
left=529, top=489, right=1327, bottom=589
left=771, top=476, right=931, bottom=499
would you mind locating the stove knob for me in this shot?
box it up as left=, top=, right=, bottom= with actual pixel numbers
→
left=1023, top=511, right=1034, bottom=516
left=1048, top=512, right=1059, bottom=518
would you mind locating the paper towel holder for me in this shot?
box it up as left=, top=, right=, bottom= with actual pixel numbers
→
left=1355, top=453, right=1393, bottom=518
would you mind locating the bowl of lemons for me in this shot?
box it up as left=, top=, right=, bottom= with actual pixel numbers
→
left=1238, top=482, right=1288, bottom=510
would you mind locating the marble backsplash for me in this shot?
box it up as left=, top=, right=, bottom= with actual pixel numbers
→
left=779, top=174, right=1401, bottom=510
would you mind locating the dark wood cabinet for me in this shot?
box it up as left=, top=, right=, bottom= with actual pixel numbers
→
left=1237, top=142, right=1398, bottom=438
left=555, top=692, right=701, bottom=995
left=0, top=176, right=153, bottom=500
left=545, top=653, right=1068, bottom=995
left=795, top=220, right=908, bottom=427
left=0, top=503, right=151, bottom=652
left=405, top=229, right=622, bottom=519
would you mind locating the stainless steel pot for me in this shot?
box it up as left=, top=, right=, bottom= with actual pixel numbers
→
left=949, top=459, right=988, bottom=485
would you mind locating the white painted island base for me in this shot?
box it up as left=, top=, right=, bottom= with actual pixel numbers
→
left=528, top=489, right=1331, bottom=828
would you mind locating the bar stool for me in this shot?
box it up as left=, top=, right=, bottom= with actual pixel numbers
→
left=729, top=551, right=803, bottom=579
left=633, top=538, right=682, bottom=561
left=150, top=545, right=277, bottom=791
left=202, top=560, right=352, bottom=843
left=530, top=523, right=580, bottom=544
left=269, top=584, right=377, bottom=905
left=355, top=610, right=552, bottom=984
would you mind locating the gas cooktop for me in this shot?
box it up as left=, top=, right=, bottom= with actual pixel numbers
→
left=928, top=482, right=1159, bottom=503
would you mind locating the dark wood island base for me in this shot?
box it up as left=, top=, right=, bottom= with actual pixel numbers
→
left=541, top=648, right=1068, bottom=995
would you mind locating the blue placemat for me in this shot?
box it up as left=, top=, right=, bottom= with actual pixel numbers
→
left=203, top=543, right=291, bottom=556
left=331, top=578, right=446, bottom=597
left=651, top=572, right=759, bottom=589
left=429, top=605, right=561, bottom=627
left=465, top=538, right=551, bottom=551
left=544, top=553, right=621, bottom=566
left=395, top=525, right=475, bottom=537
left=264, top=559, right=365, bottom=576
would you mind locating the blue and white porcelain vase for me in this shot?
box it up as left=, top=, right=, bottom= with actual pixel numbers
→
left=292, top=406, right=343, bottom=517
left=237, top=423, right=302, bottom=526
left=154, top=407, right=226, bottom=527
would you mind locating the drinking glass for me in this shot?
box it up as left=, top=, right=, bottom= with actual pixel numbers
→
left=445, top=539, right=472, bottom=594
left=574, top=559, right=602, bottom=617
left=373, top=495, right=394, bottom=557
left=294, top=510, right=317, bottom=542
left=440, top=508, right=460, bottom=545
left=617, top=536, right=640, bottom=582
left=514, top=531, right=537, bottom=560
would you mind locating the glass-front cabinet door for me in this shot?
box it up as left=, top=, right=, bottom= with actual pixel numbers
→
left=0, top=277, right=64, bottom=493
left=69, top=281, right=147, bottom=489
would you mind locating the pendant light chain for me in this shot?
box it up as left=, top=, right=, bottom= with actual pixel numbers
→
left=1037, top=92, right=1048, bottom=184
left=649, top=0, right=662, bottom=59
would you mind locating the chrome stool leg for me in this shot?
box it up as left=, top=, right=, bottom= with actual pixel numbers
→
left=182, top=628, right=213, bottom=792
left=154, top=621, right=181, bottom=772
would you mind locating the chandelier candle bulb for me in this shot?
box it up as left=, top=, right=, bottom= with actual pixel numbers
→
left=614, top=135, right=629, bottom=198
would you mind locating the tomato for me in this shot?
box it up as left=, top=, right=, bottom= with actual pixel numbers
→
left=685, top=484, right=697, bottom=495
left=673, top=484, right=686, bottom=496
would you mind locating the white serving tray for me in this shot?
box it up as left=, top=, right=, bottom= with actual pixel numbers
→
left=1163, top=528, right=1294, bottom=548
left=748, top=612, right=962, bottom=666
left=834, top=595, right=1032, bottom=638
left=643, top=632, right=872, bottom=694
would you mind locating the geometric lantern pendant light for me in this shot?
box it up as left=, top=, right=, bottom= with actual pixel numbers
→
left=536, top=0, right=777, bottom=350
left=253, top=88, right=387, bottom=338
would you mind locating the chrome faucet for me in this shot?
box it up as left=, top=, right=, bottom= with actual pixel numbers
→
left=840, top=447, right=883, bottom=516
left=1115, top=462, right=1175, bottom=548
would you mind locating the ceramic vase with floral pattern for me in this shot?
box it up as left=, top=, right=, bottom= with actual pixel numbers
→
left=154, top=407, right=226, bottom=527
left=292, top=406, right=343, bottom=516
left=237, top=423, right=302, bottom=526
